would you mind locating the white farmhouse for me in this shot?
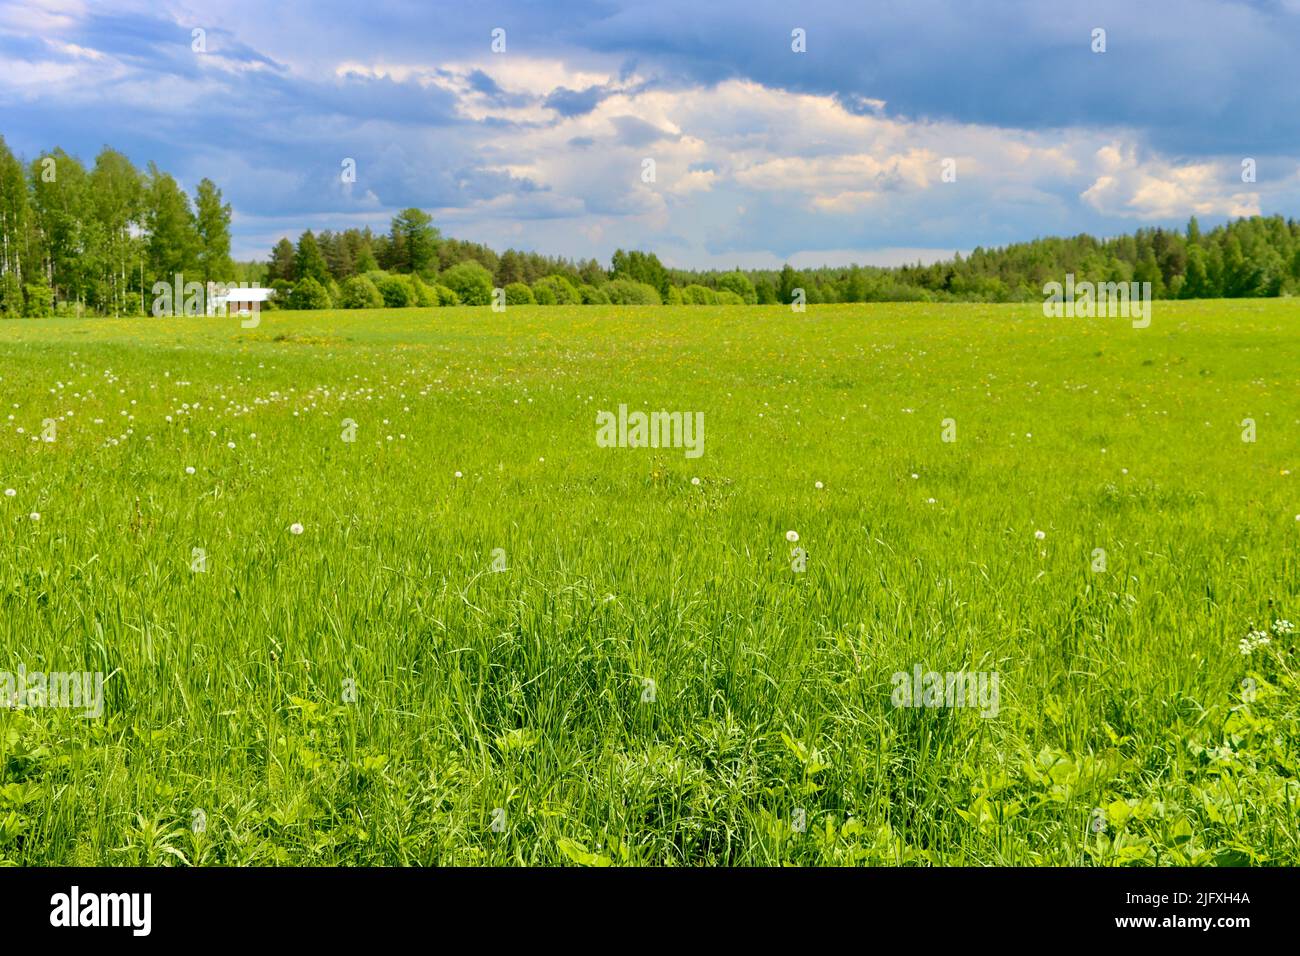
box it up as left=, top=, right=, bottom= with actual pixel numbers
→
left=206, top=282, right=275, bottom=318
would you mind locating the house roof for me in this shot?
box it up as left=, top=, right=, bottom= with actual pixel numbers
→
left=216, top=288, right=275, bottom=302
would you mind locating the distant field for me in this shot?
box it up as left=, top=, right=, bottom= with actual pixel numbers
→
left=0, top=300, right=1296, bottom=865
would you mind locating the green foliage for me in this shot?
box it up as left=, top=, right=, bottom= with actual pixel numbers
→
left=266, top=238, right=296, bottom=284
left=715, top=290, right=744, bottom=305
left=432, top=284, right=459, bottom=306
left=354, top=243, right=380, bottom=274
left=268, top=279, right=294, bottom=307
left=373, top=273, right=417, bottom=308
left=339, top=275, right=384, bottom=310
left=145, top=163, right=197, bottom=286
left=287, top=276, right=331, bottom=310
left=603, top=278, right=661, bottom=305
left=610, top=249, right=669, bottom=297
left=716, top=271, right=757, bottom=303
left=411, top=276, right=439, bottom=307
left=22, top=279, right=52, bottom=317
left=579, top=284, right=609, bottom=305
left=387, top=208, right=440, bottom=274
left=777, top=263, right=804, bottom=304
left=194, top=178, right=233, bottom=283
left=681, top=284, right=717, bottom=305
left=0, top=272, right=21, bottom=318
left=440, top=261, right=493, bottom=306
left=294, top=231, right=330, bottom=286
left=532, top=274, right=580, bottom=305
left=503, top=282, right=535, bottom=305
left=531, top=282, right=557, bottom=305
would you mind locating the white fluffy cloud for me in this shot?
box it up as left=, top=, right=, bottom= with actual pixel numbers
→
left=397, top=62, right=1286, bottom=265
left=1080, top=144, right=1262, bottom=219
left=4, top=1, right=1296, bottom=267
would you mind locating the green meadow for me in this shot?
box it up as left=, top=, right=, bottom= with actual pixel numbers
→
left=0, top=300, right=1296, bottom=866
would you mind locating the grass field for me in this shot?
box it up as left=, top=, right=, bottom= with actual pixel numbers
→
left=0, top=300, right=1297, bottom=866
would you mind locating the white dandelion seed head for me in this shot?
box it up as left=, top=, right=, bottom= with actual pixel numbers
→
left=691, top=477, right=700, bottom=485
left=3, top=488, right=14, bottom=497
left=785, top=530, right=799, bottom=543
left=1034, top=530, right=1046, bottom=540
left=185, top=466, right=195, bottom=475
left=290, top=522, right=304, bottom=535
left=29, top=512, right=39, bottom=521
left=814, top=481, right=824, bottom=489
left=454, top=471, right=463, bottom=479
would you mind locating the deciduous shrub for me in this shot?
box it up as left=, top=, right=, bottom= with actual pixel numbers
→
left=374, top=273, right=417, bottom=308
left=339, top=275, right=384, bottom=309
left=269, top=279, right=294, bottom=308
left=717, top=271, right=758, bottom=304
left=288, top=276, right=331, bottom=310
left=682, top=284, right=717, bottom=305
left=533, top=274, right=579, bottom=304
left=504, top=282, right=535, bottom=305
left=603, top=279, right=662, bottom=305
left=411, top=277, right=439, bottom=307
left=440, top=261, right=494, bottom=305
left=23, top=280, right=53, bottom=317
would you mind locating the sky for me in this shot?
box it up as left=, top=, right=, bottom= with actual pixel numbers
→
left=1, top=0, right=1298, bottom=268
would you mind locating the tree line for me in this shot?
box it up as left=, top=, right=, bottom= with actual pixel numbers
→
left=4, top=136, right=1299, bottom=316
left=269, top=213, right=1300, bottom=311
left=0, top=136, right=240, bottom=317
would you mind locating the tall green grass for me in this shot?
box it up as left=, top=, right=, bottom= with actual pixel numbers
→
left=0, top=301, right=1296, bottom=865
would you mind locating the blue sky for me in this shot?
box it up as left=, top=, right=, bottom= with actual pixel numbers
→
left=2, top=0, right=1298, bottom=267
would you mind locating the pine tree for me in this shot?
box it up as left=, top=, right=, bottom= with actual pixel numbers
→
left=390, top=208, right=439, bottom=275
left=266, top=238, right=296, bottom=283
left=294, top=231, right=329, bottom=285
